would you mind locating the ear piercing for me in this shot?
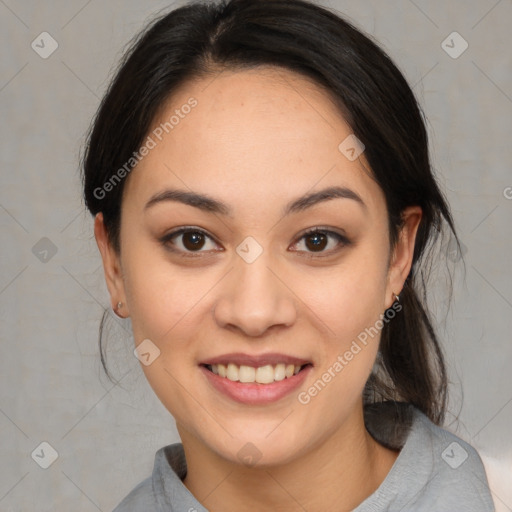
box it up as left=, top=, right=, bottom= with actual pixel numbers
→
left=113, top=301, right=124, bottom=318
left=392, top=292, right=400, bottom=303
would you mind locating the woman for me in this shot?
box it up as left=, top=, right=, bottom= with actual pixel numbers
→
left=82, top=0, right=495, bottom=510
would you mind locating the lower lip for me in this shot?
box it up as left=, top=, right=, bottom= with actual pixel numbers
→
left=200, top=365, right=312, bottom=405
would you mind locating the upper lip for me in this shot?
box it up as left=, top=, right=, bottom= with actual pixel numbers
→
left=200, top=352, right=312, bottom=367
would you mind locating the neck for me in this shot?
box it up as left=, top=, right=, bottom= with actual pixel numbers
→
left=179, top=404, right=399, bottom=512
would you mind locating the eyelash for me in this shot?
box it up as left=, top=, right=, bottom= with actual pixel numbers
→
left=159, top=226, right=351, bottom=258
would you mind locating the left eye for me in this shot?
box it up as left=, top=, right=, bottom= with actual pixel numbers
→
left=290, top=228, right=349, bottom=255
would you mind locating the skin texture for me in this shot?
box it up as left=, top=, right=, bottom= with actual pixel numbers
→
left=95, top=66, right=422, bottom=511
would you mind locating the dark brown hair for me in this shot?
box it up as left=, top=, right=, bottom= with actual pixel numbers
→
left=82, top=0, right=462, bottom=425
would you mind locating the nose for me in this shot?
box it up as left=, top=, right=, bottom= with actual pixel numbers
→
left=212, top=249, right=297, bottom=338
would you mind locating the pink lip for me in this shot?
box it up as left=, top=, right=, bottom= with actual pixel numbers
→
left=200, top=352, right=311, bottom=367
left=200, top=364, right=313, bottom=405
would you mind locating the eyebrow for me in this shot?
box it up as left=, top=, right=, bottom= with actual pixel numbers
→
left=144, top=185, right=367, bottom=217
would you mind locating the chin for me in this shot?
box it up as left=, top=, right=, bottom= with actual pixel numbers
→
left=202, top=422, right=309, bottom=468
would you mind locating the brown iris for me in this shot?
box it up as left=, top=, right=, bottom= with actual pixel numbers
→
left=182, top=231, right=206, bottom=251
left=304, top=232, right=328, bottom=252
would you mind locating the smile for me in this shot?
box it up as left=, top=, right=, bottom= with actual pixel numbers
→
left=204, top=363, right=309, bottom=384
left=199, top=354, right=313, bottom=405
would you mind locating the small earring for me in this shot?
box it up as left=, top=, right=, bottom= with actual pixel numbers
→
left=393, top=292, right=400, bottom=303
left=113, top=301, right=125, bottom=319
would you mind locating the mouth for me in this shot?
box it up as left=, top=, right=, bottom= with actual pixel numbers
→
left=198, top=353, right=313, bottom=405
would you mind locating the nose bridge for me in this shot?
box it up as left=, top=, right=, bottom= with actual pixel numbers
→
left=213, top=240, right=297, bottom=336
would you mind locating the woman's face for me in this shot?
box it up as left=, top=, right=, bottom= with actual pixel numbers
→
left=96, top=66, right=420, bottom=466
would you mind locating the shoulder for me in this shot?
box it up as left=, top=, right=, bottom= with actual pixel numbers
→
left=362, top=402, right=495, bottom=511
left=112, top=476, right=158, bottom=512
left=405, top=407, right=495, bottom=511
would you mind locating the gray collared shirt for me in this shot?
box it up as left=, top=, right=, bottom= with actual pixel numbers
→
left=112, top=402, right=495, bottom=511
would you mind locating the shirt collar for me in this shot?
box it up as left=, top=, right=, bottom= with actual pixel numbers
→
left=151, top=401, right=421, bottom=511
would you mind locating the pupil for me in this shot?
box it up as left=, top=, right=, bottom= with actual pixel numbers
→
left=307, top=233, right=326, bottom=251
left=184, top=232, right=204, bottom=250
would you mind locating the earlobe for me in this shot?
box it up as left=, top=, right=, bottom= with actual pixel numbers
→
left=386, top=206, right=422, bottom=308
left=94, top=213, right=129, bottom=317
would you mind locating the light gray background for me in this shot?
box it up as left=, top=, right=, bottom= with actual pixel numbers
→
left=1, top=0, right=511, bottom=510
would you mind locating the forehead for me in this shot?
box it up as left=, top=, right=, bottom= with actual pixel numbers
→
left=123, top=66, right=385, bottom=217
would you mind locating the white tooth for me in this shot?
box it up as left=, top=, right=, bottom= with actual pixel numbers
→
left=274, top=363, right=286, bottom=381
left=217, top=363, right=227, bottom=378
left=285, top=364, right=295, bottom=378
left=239, top=365, right=256, bottom=383
left=255, top=365, right=275, bottom=384
left=215, top=363, right=303, bottom=383
left=226, top=363, right=239, bottom=381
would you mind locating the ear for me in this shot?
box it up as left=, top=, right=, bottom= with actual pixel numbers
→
left=385, top=206, right=422, bottom=309
left=94, top=212, right=129, bottom=317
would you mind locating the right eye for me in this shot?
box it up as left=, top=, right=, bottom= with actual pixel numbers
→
left=159, top=227, right=223, bottom=256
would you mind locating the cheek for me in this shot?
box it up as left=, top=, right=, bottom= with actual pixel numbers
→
left=293, top=247, right=388, bottom=404
left=298, top=250, right=388, bottom=343
left=123, top=250, right=213, bottom=425
left=122, top=243, right=210, bottom=342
